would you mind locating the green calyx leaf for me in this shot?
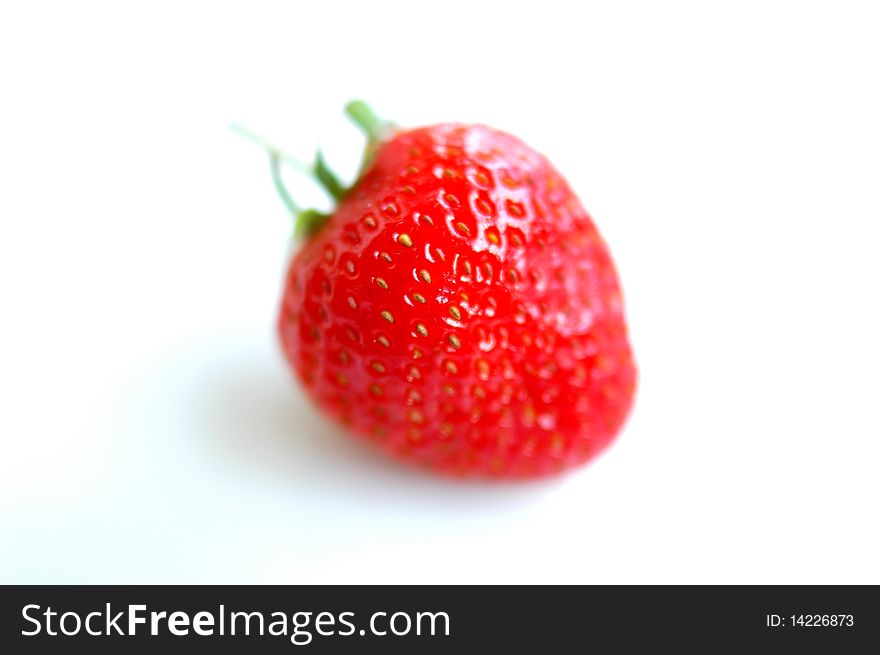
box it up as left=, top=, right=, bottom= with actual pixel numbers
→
left=345, top=99, right=394, bottom=177
left=294, top=208, right=330, bottom=239
left=313, top=149, right=346, bottom=202
left=232, top=101, right=389, bottom=241
left=345, top=100, right=388, bottom=144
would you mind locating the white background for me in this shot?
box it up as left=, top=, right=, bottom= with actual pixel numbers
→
left=2, top=1, right=879, bottom=584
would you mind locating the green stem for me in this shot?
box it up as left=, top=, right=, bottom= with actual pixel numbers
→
left=231, top=123, right=346, bottom=202
left=314, top=149, right=346, bottom=201
left=345, top=100, right=387, bottom=144
left=269, top=152, right=329, bottom=238
left=269, top=152, right=301, bottom=216
left=345, top=100, right=393, bottom=177
left=231, top=124, right=311, bottom=175
left=233, top=101, right=392, bottom=241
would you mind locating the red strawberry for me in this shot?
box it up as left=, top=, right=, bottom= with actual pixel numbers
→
left=242, top=102, right=636, bottom=477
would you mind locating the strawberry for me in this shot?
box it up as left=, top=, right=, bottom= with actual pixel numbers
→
left=241, top=102, right=636, bottom=477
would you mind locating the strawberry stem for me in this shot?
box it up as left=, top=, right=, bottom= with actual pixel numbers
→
left=230, top=124, right=312, bottom=175
left=345, top=100, right=393, bottom=176
left=233, top=101, right=392, bottom=240
left=268, top=152, right=301, bottom=214
left=345, top=100, right=387, bottom=144
left=232, top=123, right=343, bottom=236
left=314, top=149, right=346, bottom=201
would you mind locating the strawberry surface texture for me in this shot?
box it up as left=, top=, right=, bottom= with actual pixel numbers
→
left=275, top=113, right=636, bottom=477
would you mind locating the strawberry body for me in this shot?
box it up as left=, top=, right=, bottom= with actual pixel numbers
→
left=278, top=123, right=636, bottom=477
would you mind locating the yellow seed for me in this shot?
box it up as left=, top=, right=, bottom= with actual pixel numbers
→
left=408, top=409, right=424, bottom=424
left=506, top=200, right=525, bottom=217
left=408, top=366, right=421, bottom=380
left=411, top=348, right=423, bottom=359
left=420, top=214, right=434, bottom=226
left=375, top=277, right=389, bottom=289
left=380, top=252, right=392, bottom=263
left=377, top=335, right=391, bottom=348
left=338, top=351, right=350, bottom=364
left=380, top=310, right=394, bottom=323
left=369, top=383, right=383, bottom=396
left=371, top=362, right=386, bottom=373
left=448, top=334, right=462, bottom=349
left=455, top=222, right=471, bottom=236
left=420, top=269, right=432, bottom=283
left=397, top=233, right=413, bottom=247
left=486, top=230, right=500, bottom=244
left=412, top=292, right=426, bottom=304
left=445, top=361, right=459, bottom=374
left=415, top=323, right=428, bottom=337
left=440, top=422, right=453, bottom=437
left=443, top=384, right=455, bottom=395
left=347, top=296, right=357, bottom=309
left=448, top=306, right=461, bottom=320
left=363, top=215, right=378, bottom=229
left=345, top=260, right=356, bottom=274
